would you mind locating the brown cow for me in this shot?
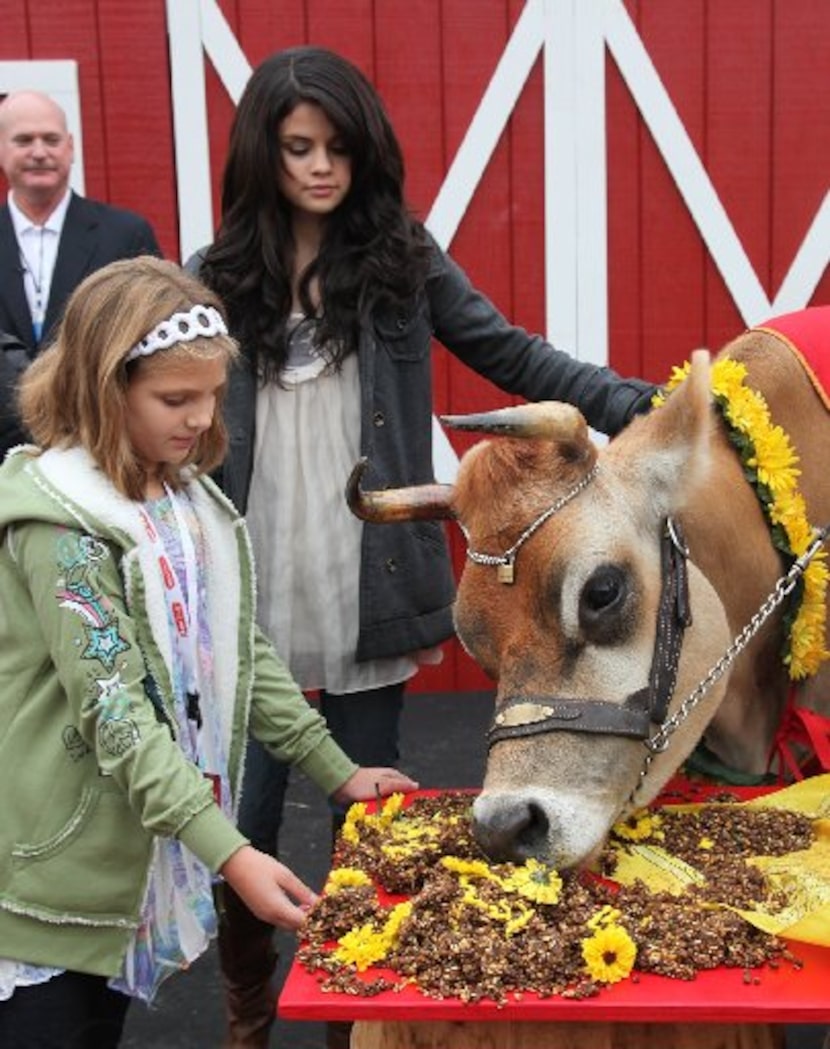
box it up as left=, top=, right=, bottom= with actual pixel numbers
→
left=348, top=322, right=830, bottom=870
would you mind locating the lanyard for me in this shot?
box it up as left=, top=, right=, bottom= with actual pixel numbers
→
left=18, top=228, right=47, bottom=342
left=138, top=486, right=228, bottom=807
left=138, top=486, right=201, bottom=716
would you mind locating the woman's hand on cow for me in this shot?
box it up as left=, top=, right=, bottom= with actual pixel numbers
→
left=332, top=766, right=419, bottom=806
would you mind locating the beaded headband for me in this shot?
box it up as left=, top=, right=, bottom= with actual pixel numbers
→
left=126, top=304, right=228, bottom=363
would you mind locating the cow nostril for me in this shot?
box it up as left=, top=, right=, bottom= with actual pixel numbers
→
left=473, top=799, right=550, bottom=863
left=515, top=802, right=549, bottom=854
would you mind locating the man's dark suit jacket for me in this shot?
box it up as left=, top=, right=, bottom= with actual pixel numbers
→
left=0, top=190, right=161, bottom=353
left=0, top=330, right=31, bottom=454
left=0, top=191, right=161, bottom=458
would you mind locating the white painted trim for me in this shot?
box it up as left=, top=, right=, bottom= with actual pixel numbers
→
left=771, top=191, right=830, bottom=316
left=425, top=0, right=543, bottom=251
left=603, top=0, right=829, bottom=325
left=544, top=0, right=579, bottom=357
left=574, top=1, right=608, bottom=364
left=166, top=0, right=253, bottom=261
left=200, top=0, right=252, bottom=105
left=0, top=60, right=85, bottom=195
left=166, top=0, right=215, bottom=262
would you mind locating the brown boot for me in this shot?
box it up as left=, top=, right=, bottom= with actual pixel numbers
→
left=217, top=883, right=278, bottom=1049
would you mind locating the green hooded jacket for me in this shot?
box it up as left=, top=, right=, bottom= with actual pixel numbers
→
left=0, top=445, right=356, bottom=977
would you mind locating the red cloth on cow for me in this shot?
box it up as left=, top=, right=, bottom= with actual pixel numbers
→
left=751, top=308, right=830, bottom=780
left=768, top=685, right=830, bottom=781
left=753, top=306, right=830, bottom=411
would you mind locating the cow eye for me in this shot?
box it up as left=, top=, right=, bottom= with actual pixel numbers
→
left=580, top=564, right=627, bottom=630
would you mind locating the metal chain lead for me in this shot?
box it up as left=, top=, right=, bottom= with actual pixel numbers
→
left=634, top=526, right=829, bottom=794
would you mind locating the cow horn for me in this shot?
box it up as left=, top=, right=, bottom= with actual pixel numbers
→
left=346, top=458, right=456, bottom=522
left=441, top=401, right=587, bottom=440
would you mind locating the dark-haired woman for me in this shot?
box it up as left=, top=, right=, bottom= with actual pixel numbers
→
left=190, top=44, right=655, bottom=1047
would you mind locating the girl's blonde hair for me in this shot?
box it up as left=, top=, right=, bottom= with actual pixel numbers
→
left=19, top=256, right=239, bottom=500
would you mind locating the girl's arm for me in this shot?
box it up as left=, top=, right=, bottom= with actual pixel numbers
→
left=247, top=625, right=417, bottom=798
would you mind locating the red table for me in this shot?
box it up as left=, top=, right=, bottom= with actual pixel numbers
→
left=279, top=780, right=830, bottom=1048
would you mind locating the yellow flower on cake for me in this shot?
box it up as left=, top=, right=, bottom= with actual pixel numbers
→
left=440, top=856, right=495, bottom=880
left=504, top=900, right=535, bottom=937
left=587, top=905, right=622, bottom=931
left=345, top=801, right=368, bottom=823
left=379, top=792, right=405, bottom=823
left=581, top=924, right=637, bottom=984
left=381, top=901, right=413, bottom=944
left=325, top=867, right=372, bottom=893
left=334, top=922, right=390, bottom=971
left=502, top=859, right=563, bottom=905
left=612, top=810, right=662, bottom=842
left=340, top=821, right=360, bottom=846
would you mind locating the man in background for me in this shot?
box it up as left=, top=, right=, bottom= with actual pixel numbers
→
left=0, top=330, right=30, bottom=453
left=0, top=90, right=161, bottom=455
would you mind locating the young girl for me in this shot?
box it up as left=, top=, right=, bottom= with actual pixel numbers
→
left=191, top=44, right=656, bottom=1046
left=0, top=255, right=416, bottom=1049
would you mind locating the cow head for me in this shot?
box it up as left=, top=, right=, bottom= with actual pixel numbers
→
left=348, top=352, right=733, bottom=869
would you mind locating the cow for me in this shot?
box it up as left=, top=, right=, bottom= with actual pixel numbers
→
left=347, top=310, right=830, bottom=870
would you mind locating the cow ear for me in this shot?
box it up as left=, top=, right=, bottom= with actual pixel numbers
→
left=608, top=350, right=713, bottom=518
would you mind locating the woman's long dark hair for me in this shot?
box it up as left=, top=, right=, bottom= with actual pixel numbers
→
left=202, top=46, right=431, bottom=381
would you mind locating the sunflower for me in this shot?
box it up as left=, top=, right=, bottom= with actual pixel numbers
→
left=581, top=923, right=637, bottom=984
left=611, top=810, right=663, bottom=842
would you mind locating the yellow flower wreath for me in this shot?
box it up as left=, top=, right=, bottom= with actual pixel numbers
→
left=654, top=359, right=829, bottom=679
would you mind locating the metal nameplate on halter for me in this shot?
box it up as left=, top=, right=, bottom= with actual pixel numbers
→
left=497, top=559, right=515, bottom=584
left=494, top=702, right=581, bottom=727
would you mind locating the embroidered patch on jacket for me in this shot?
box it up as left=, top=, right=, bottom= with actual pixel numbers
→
left=99, top=717, right=140, bottom=757
left=93, top=670, right=132, bottom=720
left=55, top=531, right=132, bottom=673
left=62, top=725, right=91, bottom=762
left=54, top=530, right=140, bottom=757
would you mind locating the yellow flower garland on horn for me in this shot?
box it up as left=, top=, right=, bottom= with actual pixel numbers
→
left=654, top=358, right=829, bottom=679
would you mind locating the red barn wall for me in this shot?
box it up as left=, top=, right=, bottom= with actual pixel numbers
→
left=1, top=0, right=828, bottom=693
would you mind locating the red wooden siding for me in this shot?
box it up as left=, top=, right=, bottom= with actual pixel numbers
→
left=1, top=0, right=827, bottom=694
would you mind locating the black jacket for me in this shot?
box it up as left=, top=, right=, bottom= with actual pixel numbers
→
left=0, top=331, right=33, bottom=458
left=0, top=192, right=161, bottom=353
left=190, top=239, right=657, bottom=661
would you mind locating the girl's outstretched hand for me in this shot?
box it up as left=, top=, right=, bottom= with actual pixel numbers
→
left=220, top=845, right=318, bottom=931
left=332, top=766, right=419, bottom=806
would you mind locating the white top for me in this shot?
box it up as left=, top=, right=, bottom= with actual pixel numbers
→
left=7, top=188, right=71, bottom=338
left=246, top=318, right=421, bottom=694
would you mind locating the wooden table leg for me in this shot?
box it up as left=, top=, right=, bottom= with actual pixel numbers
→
left=350, top=1020, right=786, bottom=1049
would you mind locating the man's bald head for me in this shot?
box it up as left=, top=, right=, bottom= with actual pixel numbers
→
left=0, top=90, right=74, bottom=222
left=0, top=91, right=68, bottom=133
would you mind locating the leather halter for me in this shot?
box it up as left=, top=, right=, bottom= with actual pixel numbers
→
left=487, top=519, right=693, bottom=748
